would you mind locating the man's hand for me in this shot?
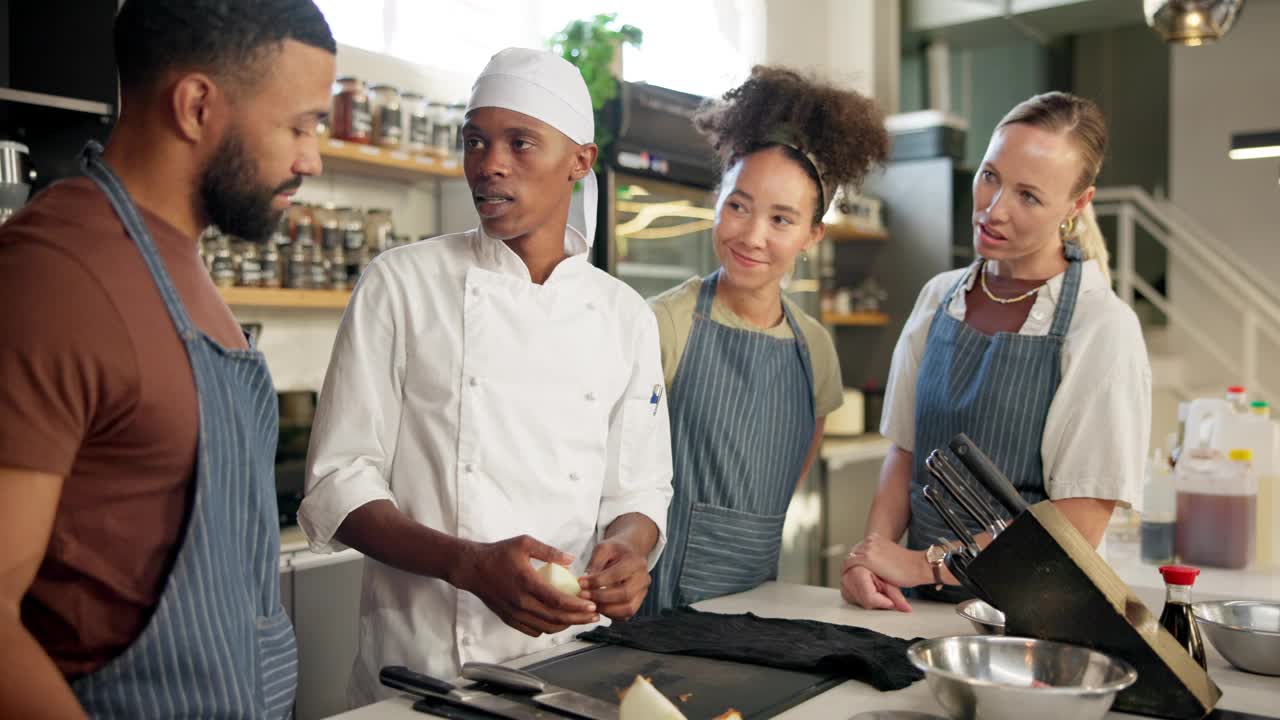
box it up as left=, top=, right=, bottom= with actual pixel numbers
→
left=579, top=537, right=651, bottom=621
left=452, top=535, right=599, bottom=637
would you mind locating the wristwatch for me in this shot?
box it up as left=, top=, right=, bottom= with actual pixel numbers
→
left=926, top=543, right=949, bottom=591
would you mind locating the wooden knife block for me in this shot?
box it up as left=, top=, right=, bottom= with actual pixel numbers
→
left=966, top=501, right=1222, bottom=719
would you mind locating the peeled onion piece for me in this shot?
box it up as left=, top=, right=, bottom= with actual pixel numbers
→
left=535, top=562, right=582, bottom=596
left=619, top=675, right=688, bottom=720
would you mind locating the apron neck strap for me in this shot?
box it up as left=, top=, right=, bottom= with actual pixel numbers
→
left=695, top=269, right=721, bottom=316
left=80, top=141, right=198, bottom=339
left=1047, top=250, right=1084, bottom=338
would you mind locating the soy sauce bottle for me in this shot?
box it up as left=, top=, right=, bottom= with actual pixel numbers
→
left=1158, top=564, right=1206, bottom=668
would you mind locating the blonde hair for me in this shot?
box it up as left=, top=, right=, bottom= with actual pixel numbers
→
left=997, top=92, right=1109, bottom=277
left=1072, top=203, right=1111, bottom=283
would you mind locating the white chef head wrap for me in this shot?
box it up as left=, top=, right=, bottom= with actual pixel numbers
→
left=466, top=47, right=598, bottom=246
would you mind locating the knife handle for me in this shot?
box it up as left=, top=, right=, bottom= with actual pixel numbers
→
left=922, top=484, right=981, bottom=557
left=948, top=433, right=1029, bottom=516
left=462, top=662, right=546, bottom=693
left=381, top=665, right=457, bottom=697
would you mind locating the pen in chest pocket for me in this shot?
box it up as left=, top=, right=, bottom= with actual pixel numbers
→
left=649, top=384, right=663, bottom=416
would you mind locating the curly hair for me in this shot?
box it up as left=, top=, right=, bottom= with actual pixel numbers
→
left=694, top=65, right=890, bottom=224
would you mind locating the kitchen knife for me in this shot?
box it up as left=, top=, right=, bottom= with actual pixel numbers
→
left=941, top=543, right=991, bottom=605
left=380, top=666, right=561, bottom=720
left=462, top=662, right=619, bottom=720
left=925, top=450, right=1007, bottom=536
left=921, top=484, right=981, bottom=557
left=948, top=433, right=1029, bottom=516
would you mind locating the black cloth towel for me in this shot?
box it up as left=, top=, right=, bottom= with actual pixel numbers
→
left=577, top=607, right=924, bottom=691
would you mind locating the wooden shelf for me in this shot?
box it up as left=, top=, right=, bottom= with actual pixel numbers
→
left=0, top=87, right=113, bottom=117
left=219, top=286, right=351, bottom=309
left=825, top=223, right=887, bottom=242
left=318, top=138, right=463, bottom=182
left=822, top=311, right=889, bottom=327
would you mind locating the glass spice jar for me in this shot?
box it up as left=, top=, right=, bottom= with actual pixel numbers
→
left=259, top=240, right=282, bottom=289
left=286, top=242, right=310, bottom=289
left=331, top=76, right=372, bottom=144
left=210, top=233, right=237, bottom=288
left=308, top=244, right=329, bottom=289
left=402, top=92, right=430, bottom=154
left=328, top=245, right=348, bottom=290
left=315, top=203, right=342, bottom=250
left=370, top=84, right=403, bottom=149
left=237, top=240, right=263, bottom=287
left=343, top=208, right=367, bottom=252
left=364, top=208, right=394, bottom=254
left=429, top=101, right=453, bottom=159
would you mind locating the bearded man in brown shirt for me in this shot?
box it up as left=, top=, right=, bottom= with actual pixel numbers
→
left=0, top=1, right=335, bottom=716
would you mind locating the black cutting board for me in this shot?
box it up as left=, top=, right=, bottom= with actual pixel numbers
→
left=519, top=642, right=844, bottom=719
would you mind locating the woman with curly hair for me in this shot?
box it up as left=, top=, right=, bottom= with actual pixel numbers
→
left=842, top=92, right=1150, bottom=611
left=639, top=67, right=889, bottom=614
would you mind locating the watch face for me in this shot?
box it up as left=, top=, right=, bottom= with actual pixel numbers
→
left=926, top=544, right=947, bottom=563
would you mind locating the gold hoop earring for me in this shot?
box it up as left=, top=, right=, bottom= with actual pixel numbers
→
left=1059, top=215, right=1077, bottom=241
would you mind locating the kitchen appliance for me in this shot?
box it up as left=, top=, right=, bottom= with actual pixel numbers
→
left=593, top=81, right=719, bottom=300
left=0, top=140, right=37, bottom=224
left=462, top=663, right=618, bottom=720
left=823, top=389, right=866, bottom=437
left=907, top=635, right=1137, bottom=720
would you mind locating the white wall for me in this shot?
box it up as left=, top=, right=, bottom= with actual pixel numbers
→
left=1169, top=1, right=1280, bottom=280
left=763, top=0, right=899, bottom=111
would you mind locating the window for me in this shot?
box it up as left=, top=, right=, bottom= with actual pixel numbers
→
left=314, top=0, right=763, bottom=99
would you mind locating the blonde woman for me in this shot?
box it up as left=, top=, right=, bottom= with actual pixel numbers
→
left=842, top=92, right=1150, bottom=610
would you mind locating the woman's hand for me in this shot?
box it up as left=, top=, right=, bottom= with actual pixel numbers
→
left=840, top=533, right=930, bottom=612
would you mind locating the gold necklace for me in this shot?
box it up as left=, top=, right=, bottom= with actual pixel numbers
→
left=979, top=267, right=1043, bottom=304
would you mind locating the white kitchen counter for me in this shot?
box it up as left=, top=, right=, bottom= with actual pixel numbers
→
left=1107, top=553, right=1280, bottom=602
left=820, top=433, right=892, bottom=471
left=326, top=581, right=1280, bottom=720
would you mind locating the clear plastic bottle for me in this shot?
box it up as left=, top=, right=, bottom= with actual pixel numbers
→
left=1175, top=448, right=1257, bottom=569
left=1227, top=385, right=1249, bottom=414
left=1141, top=447, right=1176, bottom=565
left=1158, top=565, right=1206, bottom=669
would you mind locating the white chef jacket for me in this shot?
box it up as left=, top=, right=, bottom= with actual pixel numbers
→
left=298, top=226, right=673, bottom=707
left=881, top=258, right=1151, bottom=511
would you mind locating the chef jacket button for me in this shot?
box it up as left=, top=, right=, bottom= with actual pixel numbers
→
left=460, top=635, right=473, bottom=647
left=469, top=376, right=479, bottom=387
left=569, top=472, right=580, bottom=482
left=471, top=287, right=480, bottom=297
left=586, top=302, right=595, bottom=310
left=584, top=391, right=596, bottom=402
left=465, top=463, right=475, bottom=474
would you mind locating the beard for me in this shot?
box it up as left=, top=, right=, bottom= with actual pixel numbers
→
left=199, top=129, right=301, bottom=242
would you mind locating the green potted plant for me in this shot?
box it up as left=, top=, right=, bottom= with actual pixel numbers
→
left=549, top=13, right=643, bottom=168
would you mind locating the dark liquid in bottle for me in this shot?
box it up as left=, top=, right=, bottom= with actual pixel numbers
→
left=1159, top=600, right=1207, bottom=668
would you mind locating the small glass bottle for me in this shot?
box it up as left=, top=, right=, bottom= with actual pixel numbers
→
left=370, top=84, right=403, bottom=149
left=331, top=76, right=372, bottom=144
left=1141, top=447, right=1176, bottom=565
left=1158, top=565, right=1206, bottom=669
left=259, top=240, right=281, bottom=289
left=210, top=233, right=237, bottom=288
left=286, top=242, right=310, bottom=289
left=237, top=240, right=263, bottom=287
left=402, top=91, right=431, bottom=154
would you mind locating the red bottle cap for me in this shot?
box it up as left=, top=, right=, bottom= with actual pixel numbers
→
left=1159, top=565, right=1201, bottom=586
left=1227, top=386, right=1246, bottom=393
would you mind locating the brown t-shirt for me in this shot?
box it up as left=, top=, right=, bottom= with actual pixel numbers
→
left=0, top=177, right=248, bottom=677
left=963, top=269, right=1047, bottom=335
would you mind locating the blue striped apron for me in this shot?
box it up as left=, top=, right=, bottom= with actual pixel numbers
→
left=908, top=244, right=1083, bottom=603
left=641, top=270, right=816, bottom=615
left=71, top=142, right=297, bottom=718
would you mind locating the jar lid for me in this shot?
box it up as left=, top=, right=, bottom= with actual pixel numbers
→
left=402, top=91, right=424, bottom=100
left=1228, top=448, right=1253, bottom=462
left=369, top=83, right=400, bottom=92
left=1158, top=565, right=1200, bottom=586
left=1228, top=385, right=1247, bottom=393
left=1250, top=400, right=1269, bottom=409
left=336, top=75, right=362, bottom=83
